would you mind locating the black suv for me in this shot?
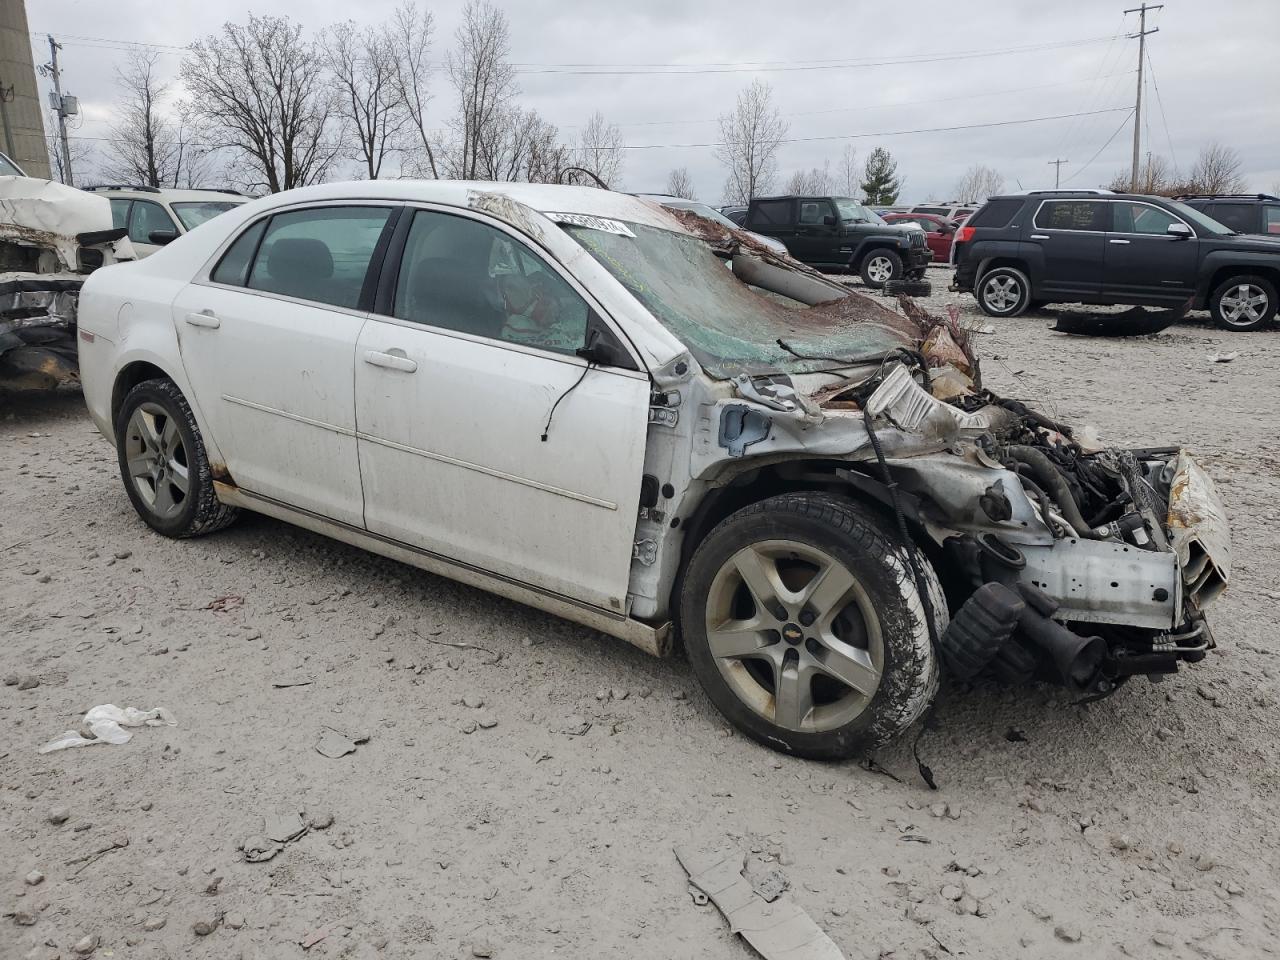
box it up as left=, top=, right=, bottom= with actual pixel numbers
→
left=745, top=195, right=931, bottom=287
left=951, top=190, right=1280, bottom=331
left=1176, top=193, right=1280, bottom=238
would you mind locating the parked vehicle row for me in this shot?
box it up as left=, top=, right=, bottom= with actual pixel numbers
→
left=86, top=185, right=250, bottom=258
left=952, top=189, right=1280, bottom=331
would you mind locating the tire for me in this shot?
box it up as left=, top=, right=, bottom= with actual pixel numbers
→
left=1209, top=275, right=1277, bottom=331
left=859, top=249, right=903, bottom=288
left=976, top=266, right=1032, bottom=317
left=678, top=493, right=943, bottom=760
left=888, top=279, right=932, bottom=298
left=114, top=378, right=239, bottom=538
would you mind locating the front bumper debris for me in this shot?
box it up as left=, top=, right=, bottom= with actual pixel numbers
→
left=0, top=278, right=82, bottom=391
left=1167, top=451, right=1230, bottom=608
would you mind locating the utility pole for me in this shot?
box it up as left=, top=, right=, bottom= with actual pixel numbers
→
left=1124, top=3, right=1161, bottom=192
left=1048, top=158, right=1069, bottom=188
left=47, top=35, right=73, bottom=186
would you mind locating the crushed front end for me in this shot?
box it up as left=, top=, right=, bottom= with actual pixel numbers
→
left=0, top=177, right=133, bottom=391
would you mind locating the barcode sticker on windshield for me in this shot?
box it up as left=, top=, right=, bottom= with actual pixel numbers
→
left=545, top=213, right=635, bottom=237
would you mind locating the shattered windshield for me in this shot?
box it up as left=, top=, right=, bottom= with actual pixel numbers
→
left=563, top=221, right=912, bottom=377
left=172, top=201, right=240, bottom=231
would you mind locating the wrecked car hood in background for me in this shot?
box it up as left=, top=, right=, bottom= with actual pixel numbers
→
left=0, top=177, right=134, bottom=272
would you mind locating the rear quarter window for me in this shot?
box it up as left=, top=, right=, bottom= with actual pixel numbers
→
left=751, top=199, right=793, bottom=226
left=966, top=198, right=1023, bottom=229
left=1203, top=203, right=1256, bottom=233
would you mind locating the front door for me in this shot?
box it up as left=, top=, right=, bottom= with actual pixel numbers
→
left=1103, top=201, right=1199, bottom=305
left=173, top=203, right=398, bottom=526
left=793, top=198, right=840, bottom=266
left=1026, top=198, right=1109, bottom=297
left=355, top=207, right=650, bottom=612
left=126, top=198, right=181, bottom=258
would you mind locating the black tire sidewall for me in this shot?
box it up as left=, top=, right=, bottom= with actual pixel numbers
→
left=678, top=494, right=938, bottom=760
left=977, top=266, right=1031, bottom=317
left=1210, top=275, right=1277, bottom=331
left=114, top=380, right=206, bottom=537
left=860, top=249, right=903, bottom=288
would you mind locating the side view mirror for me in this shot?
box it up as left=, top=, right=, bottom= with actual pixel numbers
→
left=576, top=321, right=637, bottom=370
left=1166, top=222, right=1193, bottom=240
left=822, top=214, right=836, bottom=226
left=148, top=229, right=179, bottom=245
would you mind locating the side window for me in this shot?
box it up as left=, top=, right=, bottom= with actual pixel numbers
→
left=798, top=200, right=833, bottom=225
left=393, top=210, right=589, bottom=356
left=1112, top=203, right=1181, bottom=235
left=752, top=199, right=793, bottom=225
left=967, top=198, right=1022, bottom=228
left=211, top=220, right=267, bottom=287
left=1036, top=200, right=1107, bottom=232
left=1264, top=206, right=1280, bottom=235
left=129, top=200, right=177, bottom=243
left=109, top=198, right=131, bottom=230
left=247, top=206, right=392, bottom=309
left=1205, top=203, right=1255, bottom=233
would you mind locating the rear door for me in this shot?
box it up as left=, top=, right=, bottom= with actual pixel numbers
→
left=1026, top=199, right=1109, bottom=296
left=1104, top=201, right=1199, bottom=304
left=793, top=198, right=840, bottom=265
left=747, top=198, right=799, bottom=256
left=173, top=202, right=398, bottom=526
left=354, top=206, right=650, bottom=611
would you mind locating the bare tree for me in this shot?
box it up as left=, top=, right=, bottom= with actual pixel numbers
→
left=577, top=111, right=624, bottom=187
left=46, top=133, right=93, bottom=186
left=1107, top=153, right=1172, bottom=194
left=1189, top=142, right=1247, bottom=194
left=182, top=15, right=342, bottom=193
left=446, top=0, right=518, bottom=179
left=715, top=79, right=788, bottom=205
left=784, top=160, right=832, bottom=195
left=386, top=2, right=440, bottom=178
left=101, top=51, right=178, bottom=187
left=665, top=167, right=696, bottom=199
left=953, top=164, right=1005, bottom=203
left=326, top=21, right=405, bottom=180
left=836, top=143, right=858, bottom=196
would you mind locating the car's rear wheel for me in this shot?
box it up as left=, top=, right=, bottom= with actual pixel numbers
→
left=859, top=249, right=903, bottom=288
left=1210, top=276, right=1276, bottom=331
left=115, top=378, right=238, bottom=538
left=977, top=266, right=1031, bottom=317
left=679, top=493, right=942, bottom=760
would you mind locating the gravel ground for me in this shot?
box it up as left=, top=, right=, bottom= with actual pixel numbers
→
left=3, top=278, right=1279, bottom=960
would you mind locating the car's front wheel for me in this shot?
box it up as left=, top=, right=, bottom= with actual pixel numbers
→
left=977, top=266, right=1032, bottom=317
left=1210, top=275, right=1277, bottom=331
left=859, top=249, right=903, bottom=288
left=679, top=493, right=942, bottom=760
left=115, top=378, right=238, bottom=538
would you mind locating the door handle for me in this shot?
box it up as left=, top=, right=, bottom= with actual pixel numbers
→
left=1108, top=238, right=1131, bottom=245
left=1029, top=234, right=1049, bottom=240
left=184, top=311, right=221, bottom=329
left=364, top=350, right=418, bottom=373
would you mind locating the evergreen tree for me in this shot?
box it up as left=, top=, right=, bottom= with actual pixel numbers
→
left=860, top=147, right=902, bottom=204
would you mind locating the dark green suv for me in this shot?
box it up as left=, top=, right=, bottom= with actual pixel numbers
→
left=744, top=195, right=931, bottom=287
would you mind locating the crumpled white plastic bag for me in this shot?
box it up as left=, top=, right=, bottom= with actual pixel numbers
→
left=38, top=704, right=176, bottom=754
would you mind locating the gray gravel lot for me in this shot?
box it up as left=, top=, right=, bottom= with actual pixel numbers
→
left=3, top=280, right=1279, bottom=959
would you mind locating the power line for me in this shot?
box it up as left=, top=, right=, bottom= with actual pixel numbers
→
left=1063, top=108, right=1135, bottom=184
left=1124, top=2, right=1162, bottom=189
left=1145, top=50, right=1178, bottom=173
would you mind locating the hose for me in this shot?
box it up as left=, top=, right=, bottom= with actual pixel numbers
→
left=1003, top=445, right=1100, bottom=540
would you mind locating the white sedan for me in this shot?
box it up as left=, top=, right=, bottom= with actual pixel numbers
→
left=78, top=180, right=1228, bottom=759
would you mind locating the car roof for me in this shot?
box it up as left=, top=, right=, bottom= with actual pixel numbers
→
left=251, top=180, right=685, bottom=233
left=85, top=186, right=249, bottom=203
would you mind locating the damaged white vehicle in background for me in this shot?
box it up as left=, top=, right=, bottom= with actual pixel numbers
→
left=76, top=182, right=1230, bottom=758
left=1, top=176, right=135, bottom=391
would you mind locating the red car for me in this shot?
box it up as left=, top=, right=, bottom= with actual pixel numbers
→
left=881, top=213, right=957, bottom=263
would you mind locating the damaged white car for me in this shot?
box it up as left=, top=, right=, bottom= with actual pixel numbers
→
left=1, top=177, right=135, bottom=390
left=77, top=182, right=1230, bottom=758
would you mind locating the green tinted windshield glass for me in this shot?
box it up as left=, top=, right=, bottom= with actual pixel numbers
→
left=563, top=221, right=910, bottom=378
left=171, top=201, right=239, bottom=231
left=834, top=199, right=883, bottom=224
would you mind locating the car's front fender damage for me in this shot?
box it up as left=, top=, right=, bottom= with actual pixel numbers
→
left=626, top=273, right=1229, bottom=700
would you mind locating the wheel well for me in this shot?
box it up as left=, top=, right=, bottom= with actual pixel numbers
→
left=111, top=361, right=172, bottom=426
left=977, top=257, right=1028, bottom=279
left=854, top=242, right=899, bottom=264
left=1206, top=264, right=1280, bottom=300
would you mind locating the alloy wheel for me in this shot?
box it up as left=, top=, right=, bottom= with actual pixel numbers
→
left=866, top=256, right=894, bottom=284
left=982, top=274, right=1021, bottom=313
left=703, top=540, right=884, bottom=733
left=124, top=402, right=190, bottom=521
left=1219, top=283, right=1269, bottom=327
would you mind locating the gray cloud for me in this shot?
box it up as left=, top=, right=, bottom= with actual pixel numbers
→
left=29, top=0, right=1280, bottom=201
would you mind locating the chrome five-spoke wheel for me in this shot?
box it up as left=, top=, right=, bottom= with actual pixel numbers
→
left=124, top=402, right=190, bottom=521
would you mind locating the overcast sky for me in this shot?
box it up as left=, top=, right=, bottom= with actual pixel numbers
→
left=28, top=0, right=1280, bottom=202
